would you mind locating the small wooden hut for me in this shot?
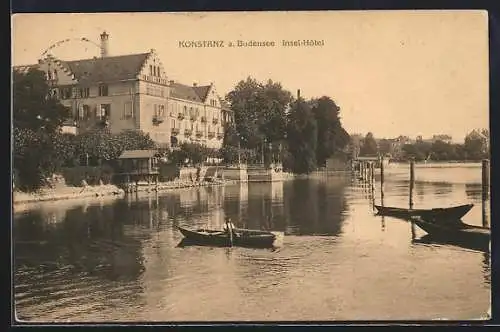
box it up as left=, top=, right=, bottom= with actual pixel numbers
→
left=118, top=149, right=160, bottom=189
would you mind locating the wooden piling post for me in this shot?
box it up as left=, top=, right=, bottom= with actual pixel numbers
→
left=370, top=162, right=375, bottom=183
left=482, top=198, right=488, bottom=228
left=380, top=156, right=385, bottom=200
left=482, top=159, right=489, bottom=200
left=364, top=161, right=369, bottom=182
left=409, top=158, right=415, bottom=209
left=380, top=156, right=385, bottom=184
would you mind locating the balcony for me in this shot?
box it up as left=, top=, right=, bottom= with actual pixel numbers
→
left=201, top=116, right=207, bottom=123
left=184, top=128, right=193, bottom=136
left=207, top=131, right=215, bottom=138
left=152, top=115, right=165, bottom=125
left=212, top=118, right=219, bottom=124
left=217, top=132, right=224, bottom=139
left=178, top=113, right=185, bottom=120
left=171, top=127, right=180, bottom=135
left=196, top=130, right=203, bottom=137
left=97, top=116, right=110, bottom=128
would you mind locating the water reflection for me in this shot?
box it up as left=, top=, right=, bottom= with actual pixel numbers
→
left=283, top=176, right=349, bottom=235
left=465, top=183, right=483, bottom=200
left=412, top=234, right=490, bottom=254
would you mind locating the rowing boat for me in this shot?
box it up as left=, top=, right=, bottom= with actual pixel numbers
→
left=374, top=204, right=473, bottom=221
left=412, top=218, right=490, bottom=244
left=177, top=226, right=278, bottom=248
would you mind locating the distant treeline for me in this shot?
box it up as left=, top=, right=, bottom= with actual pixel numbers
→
left=355, top=130, right=489, bottom=162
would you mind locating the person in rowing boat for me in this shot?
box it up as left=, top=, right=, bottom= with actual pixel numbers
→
left=223, top=217, right=236, bottom=233
left=223, top=217, right=239, bottom=244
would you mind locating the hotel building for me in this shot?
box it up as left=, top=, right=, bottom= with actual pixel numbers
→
left=14, top=31, right=234, bottom=150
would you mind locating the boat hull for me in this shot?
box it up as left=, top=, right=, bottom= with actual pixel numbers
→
left=374, top=204, right=474, bottom=222
left=177, top=226, right=277, bottom=248
left=413, top=219, right=490, bottom=245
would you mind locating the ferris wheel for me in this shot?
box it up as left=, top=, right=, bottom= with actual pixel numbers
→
left=39, top=37, right=102, bottom=61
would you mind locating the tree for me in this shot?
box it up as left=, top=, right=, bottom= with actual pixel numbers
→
left=359, top=132, right=378, bottom=156
left=13, top=68, right=70, bottom=133
left=378, top=139, right=393, bottom=156
left=310, top=96, right=350, bottom=166
left=74, top=129, right=157, bottom=165
left=175, top=143, right=209, bottom=166
left=13, top=68, right=72, bottom=190
left=286, top=99, right=318, bottom=174
left=115, top=130, right=157, bottom=151
left=464, top=129, right=489, bottom=160
left=226, top=77, right=292, bottom=149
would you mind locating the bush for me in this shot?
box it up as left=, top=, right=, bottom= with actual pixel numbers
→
left=61, top=165, right=114, bottom=186
left=159, top=163, right=180, bottom=181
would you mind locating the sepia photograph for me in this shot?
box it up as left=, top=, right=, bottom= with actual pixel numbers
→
left=11, top=11, right=490, bottom=322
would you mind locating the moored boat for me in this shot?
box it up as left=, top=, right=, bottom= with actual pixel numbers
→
left=374, top=204, right=473, bottom=222
left=177, top=226, right=278, bottom=248
left=412, top=218, right=490, bottom=244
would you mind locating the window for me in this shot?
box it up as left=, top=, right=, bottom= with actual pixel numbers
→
left=79, top=105, right=90, bottom=119
left=124, top=101, right=133, bottom=119
left=149, top=65, right=153, bottom=76
left=183, top=106, right=188, bottom=115
left=47, top=71, right=52, bottom=80
left=59, top=88, right=72, bottom=100
left=98, top=84, right=108, bottom=96
left=171, top=119, right=176, bottom=128
left=53, top=70, right=58, bottom=79
left=83, top=88, right=90, bottom=98
left=98, top=104, right=111, bottom=119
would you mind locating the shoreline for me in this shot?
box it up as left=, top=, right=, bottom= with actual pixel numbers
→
left=12, top=172, right=299, bottom=207
left=12, top=179, right=241, bottom=206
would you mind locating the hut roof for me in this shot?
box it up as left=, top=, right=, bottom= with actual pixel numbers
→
left=118, top=149, right=157, bottom=159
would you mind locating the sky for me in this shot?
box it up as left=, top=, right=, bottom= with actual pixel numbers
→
left=12, top=11, right=489, bottom=142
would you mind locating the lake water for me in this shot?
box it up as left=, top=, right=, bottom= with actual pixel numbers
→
left=13, top=163, right=490, bottom=322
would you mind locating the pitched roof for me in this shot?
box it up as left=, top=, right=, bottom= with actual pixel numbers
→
left=14, top=53, right=150, bottom=84
left=65, top=53, right=150, bottom=84
left=119, top=149, right=158, bottom=159
left=192, top=85, right=211, bottom=101
left=170, top=82, right=202, bottom=102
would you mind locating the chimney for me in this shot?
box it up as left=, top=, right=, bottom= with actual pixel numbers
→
left=297, top=89, right=301, bottom=99
left=100, top=31, right=109, bottom=58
